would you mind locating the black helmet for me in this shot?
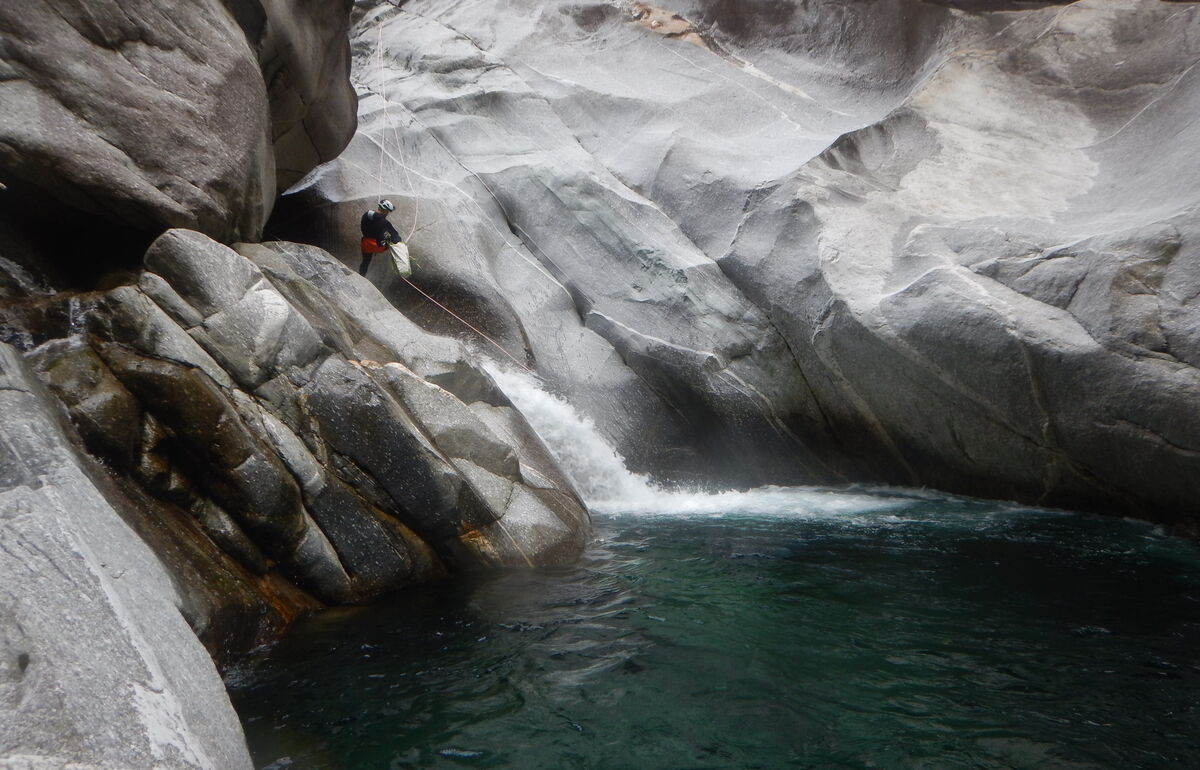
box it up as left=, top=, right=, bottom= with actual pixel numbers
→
left=378, top=199, right=395, bottom=212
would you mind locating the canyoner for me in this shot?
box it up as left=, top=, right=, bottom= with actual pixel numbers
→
left=5, top=0, right=1200, bottom=767
left=358, top=197, right=402, bottom=276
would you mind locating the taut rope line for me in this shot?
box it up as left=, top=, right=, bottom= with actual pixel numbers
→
left=397, top=273, right=532, bottom=373
left=364, top=8, right=538, bottom=375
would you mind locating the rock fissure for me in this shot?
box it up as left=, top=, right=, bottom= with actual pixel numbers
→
left=708, top=260, right=853, bottom=467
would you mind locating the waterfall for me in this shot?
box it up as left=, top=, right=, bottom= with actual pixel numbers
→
left=66, top=296, right=86, bottom=338
left=485, top=367, right=661, bottom=508
left=487, top=367, right=913, bottom=518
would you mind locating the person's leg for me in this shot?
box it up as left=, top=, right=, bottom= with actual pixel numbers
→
left=359, top=251, right=373, bottom=276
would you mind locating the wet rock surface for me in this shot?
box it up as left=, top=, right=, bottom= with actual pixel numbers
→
left=1, top=229, right=590, bottom=767
left=64, top=230, right=587, bottom=602
left=276, top=0, right=1200, bottom=525
left=2, top=0, right=1199, bottom=765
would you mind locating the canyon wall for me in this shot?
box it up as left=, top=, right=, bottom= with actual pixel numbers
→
left=1, top=2, right=586, bottom=766
left=3, top=0, right=1200, bottom=766
left=278, top=0, right=1200, bottom=527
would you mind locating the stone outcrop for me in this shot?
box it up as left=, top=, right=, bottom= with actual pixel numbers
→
left=275, top=0, right=1200, bottom=528
left=0, top=0, right=355, bottom=245
left=1, top=230, right=590, bottom=766
left=0, top=344, right=255, bottom=770
left=14, top=229, right=588, bottom=605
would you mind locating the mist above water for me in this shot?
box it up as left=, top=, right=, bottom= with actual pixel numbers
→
left=488, top=367, right=929, bottom=519
left=230, top=369, right=1200, bottom=770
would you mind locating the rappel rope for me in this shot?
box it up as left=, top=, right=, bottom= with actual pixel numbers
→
left=365, top=11, right=566, bottom=293
left=360, top=9, right=631, bottom=390
left=397, top=273, right=532, bottom=373
left=370, top=14, right=531, bottom=374
left=376, top=24, right=420, bottom=243
left=375, top=24, right=388, bottom=207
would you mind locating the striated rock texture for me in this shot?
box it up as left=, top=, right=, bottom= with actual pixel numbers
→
left=274, top=0, right=1200, bottom=528
left=7, top=229, right=588, bottom=605
left=0, top=230, right=589, bottom=766
left=0, top=0, right=356, bottom=245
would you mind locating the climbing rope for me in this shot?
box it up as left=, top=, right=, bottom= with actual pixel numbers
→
left=366, top=12, right=526, bottom=371
left=363, top=8, right=563, bottom=377
left=397, top=273, right=532, bottom=373
left=375, top=23, right=389, bottom=203
left=374, top=20, right=420, bottom=242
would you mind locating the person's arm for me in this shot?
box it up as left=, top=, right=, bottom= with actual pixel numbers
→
left=385, top=221, right=401, bottom=243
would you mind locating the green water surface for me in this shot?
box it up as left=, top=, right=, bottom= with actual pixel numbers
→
left=227, top=490, right=1200, bottom=769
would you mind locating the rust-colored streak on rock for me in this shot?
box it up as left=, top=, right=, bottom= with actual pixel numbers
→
left=630, top=3, right=710, bottom=50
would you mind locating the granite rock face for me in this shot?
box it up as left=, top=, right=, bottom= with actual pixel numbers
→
left=0, top=0, right=355, bottom=244
left=90, top=229, right=587, bottom=601
left=237, top=0, right=360, bottom=191
left=0, top=229, right=589, bottom=766
left=275, top=0, right=1200, bottom=526
left=0, top=344, right=254, bottom=770
left=2, top=0, right=1198, bottom=762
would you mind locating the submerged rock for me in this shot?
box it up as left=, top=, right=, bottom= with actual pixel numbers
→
left=276, top=0, right=1200, bottom=526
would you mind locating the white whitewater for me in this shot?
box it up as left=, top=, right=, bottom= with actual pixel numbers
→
left=488, top=367, right=918, bottom=519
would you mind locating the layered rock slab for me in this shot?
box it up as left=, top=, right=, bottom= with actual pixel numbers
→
left=1, top=230, right=589, bottom=766
left=107, top=229, right=588, bottom=599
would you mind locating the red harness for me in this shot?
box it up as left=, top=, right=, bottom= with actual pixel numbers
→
left=360, top=237, right=389, bottom=254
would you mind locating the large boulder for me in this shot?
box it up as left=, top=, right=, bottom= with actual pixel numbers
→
left=11, top=229, right=588, bottom=613
left=273, top=0, right=1200, bottom=525
left=0, top=0, right=355, bottom=245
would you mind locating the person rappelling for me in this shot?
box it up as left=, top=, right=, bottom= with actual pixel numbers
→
left=359, top=199, right=402, bottom=276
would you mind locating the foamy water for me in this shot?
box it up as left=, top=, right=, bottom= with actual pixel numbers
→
left=487, top=367, right=918, bottom=519
left=231, top=369, right=1200, bottom=770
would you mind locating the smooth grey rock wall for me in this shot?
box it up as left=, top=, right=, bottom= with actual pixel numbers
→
left=0, top=0, right=272, bottom=241
left=0, top=0, right=356, bottom=244
left=279, top=0, right=1200, bottom=525
left=0, top=345, right=254, bottom=770
left=235, top=0, right=359, bottom=190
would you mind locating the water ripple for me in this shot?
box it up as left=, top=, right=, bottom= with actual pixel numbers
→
left=230, top=505, right=1200, bottom=769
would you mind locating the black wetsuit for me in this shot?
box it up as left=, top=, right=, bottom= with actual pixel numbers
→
left=359, top=210, right=401, bottom=275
